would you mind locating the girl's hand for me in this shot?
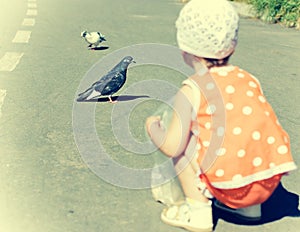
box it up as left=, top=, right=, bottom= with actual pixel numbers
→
left=146, top=116, right=161, bottom=135
left=145, top=84, right=194, bottom=158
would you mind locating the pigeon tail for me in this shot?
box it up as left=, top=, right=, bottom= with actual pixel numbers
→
left=86, top=89, right=101, bottom=100
left=77, top=88, right=100, bottom=101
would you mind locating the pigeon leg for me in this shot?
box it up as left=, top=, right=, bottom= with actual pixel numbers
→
left=108, top=96, right=117, bottom=103
left=90, top=45, right=98, bottom=51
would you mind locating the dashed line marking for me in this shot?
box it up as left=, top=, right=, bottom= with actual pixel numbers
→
left=26, top=9, right=38, bottom=16
left=0, top=52, right=24, bottom=72
left=28, top=3, right=37, bottom=8
left=22, top=18, right=36, bottom=26
left=0, top=89, right=7, bottom=117
left=0, top=0, right=37, bottom=72
left=12, top=30, right=32, bottom=43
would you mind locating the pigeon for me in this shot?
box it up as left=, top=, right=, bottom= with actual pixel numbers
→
left=81, top=31, right=106, bottom=49
left=77, top=56, right=135, bottom=103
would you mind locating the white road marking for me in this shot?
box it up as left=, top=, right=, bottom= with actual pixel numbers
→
left=28, top=3, right=37, bottom=8
left=22, top=18, right=36, bottom=26
left=0, top=52, right=24, bottom=72
left=26, top=9, right=38, bottom=16
left=0, top=89, right=7, bottom=118
left=12, top=30, right=32, bottom=43
left=1, top=0, right=37, bottom=72
left=131, top=14, right=150, bottom=19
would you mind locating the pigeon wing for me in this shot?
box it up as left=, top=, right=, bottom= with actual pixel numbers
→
left=85, top=32, right=100, bottom=45
left=96, top=71, right=126, bottom=96
left=77, top=71, right=112, bottom=100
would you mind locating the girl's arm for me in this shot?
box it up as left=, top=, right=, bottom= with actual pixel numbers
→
left=146, top=84, right=194, bottom=158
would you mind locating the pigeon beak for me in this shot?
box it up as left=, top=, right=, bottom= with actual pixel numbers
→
left=132, top=60, right=136, bottom=63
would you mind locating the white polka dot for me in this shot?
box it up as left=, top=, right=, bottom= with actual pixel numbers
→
left=252, top=131, right=261, bottom=140
left=203, top=141, right=210, bottom=147
left=215, top=148, right=226, bottom=156
left=249, top=81, right=257, bottom=88
left=196, top=143, right=202, bottom=150
left=206, top=82, right=215, bottom=90
left=246, top=90, right=254, bottom=97
left=218, top=70, right=228, bottom=76
left=215, top=169, right=225, bottom=177
left=237, top=149, right=246, bottom=157
left=232, top=174, right=243, bottom=182
left=253, top=157, right=263, bottom=167
left=226, top=103, right=234, bottom=110
left=277, top=145, right=288, bottom=155
left=284, top=136, right=289, bottom=143
left=225, top=85, right=235, bottom=94
left=276, top=120, right=281, bottom=126
left=206, top=104, right=216, bottom=115
left=204, top=122, right=211, bottom=129
left=242, top=106, right=253, bottom=115
left=265, top=111, right=270, bottom=116
left=232, top=127, right=242, bottom=135
left=237, top=73, right=245, bottom=78
left=217, top=127, right=225, bottom=137
left=269, top=163, right=276, bottom=168
left=258, top=96, right=266, bottom=103
left=267, top=136, right=275, bottom=144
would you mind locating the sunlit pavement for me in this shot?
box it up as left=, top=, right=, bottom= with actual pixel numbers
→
left=0, top=1, right=299, bottom=231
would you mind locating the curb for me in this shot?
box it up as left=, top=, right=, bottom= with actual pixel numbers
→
left=179, top=1, right=255, bottom=18
left=229, top=2, right=255, bottom=18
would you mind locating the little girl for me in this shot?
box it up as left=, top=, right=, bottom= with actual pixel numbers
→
left=146, top=0, right=297, bottom=231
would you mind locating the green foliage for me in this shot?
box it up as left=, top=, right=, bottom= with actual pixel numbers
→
left=229, top=0, right=249, bottom=2
left=249, top=0, right=300, bottom=27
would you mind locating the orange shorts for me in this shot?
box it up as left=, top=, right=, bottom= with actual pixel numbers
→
left=200, top=173, right=282, bottom=209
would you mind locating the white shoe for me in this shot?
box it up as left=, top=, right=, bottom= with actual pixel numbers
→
left=161, top=200, right=213, bottom=232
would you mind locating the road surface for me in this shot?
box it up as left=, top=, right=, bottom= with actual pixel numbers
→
left=0, top=0, right=299, bottom=232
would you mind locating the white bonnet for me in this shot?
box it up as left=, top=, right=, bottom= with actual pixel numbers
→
left=176, top=0, right=239, bottom=59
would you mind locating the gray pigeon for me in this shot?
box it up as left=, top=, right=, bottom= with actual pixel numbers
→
left=81, top=31, right=106, bottom=49
left=77, top=56, right=135, bottom=102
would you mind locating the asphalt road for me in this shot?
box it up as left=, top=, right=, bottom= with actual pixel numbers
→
left=0, top=0, right=299, bottom=232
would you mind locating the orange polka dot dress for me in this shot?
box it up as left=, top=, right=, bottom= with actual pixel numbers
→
left=187, top=66, right=297, bottom=208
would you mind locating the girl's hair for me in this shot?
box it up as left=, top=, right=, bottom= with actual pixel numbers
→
left=203, top=54, right=232, bottom=69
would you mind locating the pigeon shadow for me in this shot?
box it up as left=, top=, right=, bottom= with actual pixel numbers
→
left=212, top=182, right=300, bottom=230
left=90, top=46, right=109, bottom=51
left=76, top=94, right=150, bottom=103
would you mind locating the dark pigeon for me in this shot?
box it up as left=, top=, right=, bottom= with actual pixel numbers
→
left=77, top=56, right=135, bottom=102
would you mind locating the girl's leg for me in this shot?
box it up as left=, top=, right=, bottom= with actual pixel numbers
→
left=175, top=156, right=208, bottom=203
left=161, top=155, right=213, bottom=231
